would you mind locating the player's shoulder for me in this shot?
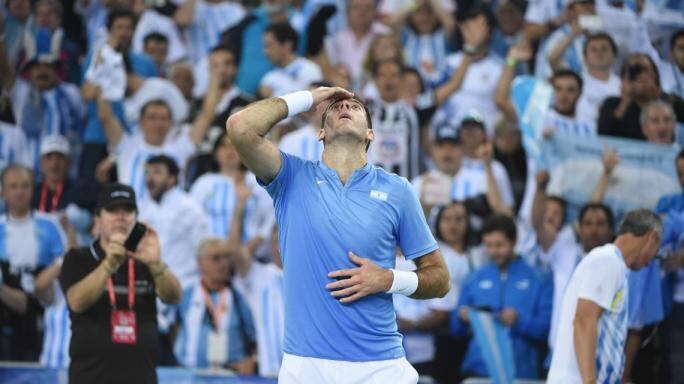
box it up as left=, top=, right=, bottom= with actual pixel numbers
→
left=371, top=166, right=411, bottom=189
left=581, top=244, right=622, bottom=269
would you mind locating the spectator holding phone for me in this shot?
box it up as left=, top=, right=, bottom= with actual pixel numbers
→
left=598, top=53, right=684, bottom=140
left=59, top=183, right=181, bottom=384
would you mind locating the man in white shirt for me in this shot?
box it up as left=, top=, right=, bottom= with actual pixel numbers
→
left=138, top=155, right=210, bottom=288
left=259, top=22, right=323, bottom=98
left=96, top=92, right=213, bottom=200
left=577, top=32, right=621, bottom=123
left=547, top=209, right=662, bottom=383
left=543, top=69, right=596, bottom=137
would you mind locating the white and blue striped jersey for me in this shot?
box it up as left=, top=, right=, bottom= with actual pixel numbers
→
left=548, top=244, right=629, bottom=383
left=0, top=121, right=31, bottom=173
left=233, top=262, right=285, bottom=377
left=115, top=127, right=196, bottom=202
left=278, top=125, right=323, bottom=162
left=543, top=108, right=597, bottom=138
left=173, top=281, right=256, bottom=368
left=402, top=28, right=449, bottom=81
left=0, top=212, right=66, bottom=289
left=186, top=0, right=246, bottom=63
left=40, top=283, right=70, bottom=368
left=189, top=172, right=275, bottom=243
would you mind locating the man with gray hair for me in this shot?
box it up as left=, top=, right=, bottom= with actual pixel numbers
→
left=548, top=209, right=663, bottom=383
left=640, top=100, right=677, bottom=145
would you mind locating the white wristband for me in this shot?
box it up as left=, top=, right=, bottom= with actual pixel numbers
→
left=279, top=91, right=313, bottom=118
left=387, top=269, right=419, bottom=296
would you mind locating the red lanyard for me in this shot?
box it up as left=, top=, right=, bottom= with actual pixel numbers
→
left=106, top=258, right=135, bottom=310
left=39, top=182, right=63, bottom=212
left=200, top=283, right=228, bottom=329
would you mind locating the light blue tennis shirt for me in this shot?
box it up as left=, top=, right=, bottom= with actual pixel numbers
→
left=259, top=152, right=439, bottom=361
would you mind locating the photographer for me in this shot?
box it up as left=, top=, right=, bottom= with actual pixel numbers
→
left=598, top=53, right=684, bottom=140
left=59, top=183, right=181, bottom=384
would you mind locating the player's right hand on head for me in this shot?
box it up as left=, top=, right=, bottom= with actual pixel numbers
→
left=311, top=87, right=354, bottom=108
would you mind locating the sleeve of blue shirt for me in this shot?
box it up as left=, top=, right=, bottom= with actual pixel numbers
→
left=260, top=151, right=303, bottom=204
left=450, top=273, right=476, bottom=337
left=40, top=217, right=66, bottom=266
left=513, top=274, right=553, bottom=341
left=397, top=180, right=439, bottom=260
left=655, top=195, right=672, bottom=215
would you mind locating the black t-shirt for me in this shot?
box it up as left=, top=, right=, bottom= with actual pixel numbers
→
left=59, top=241, right=159, bottom=384
left=31, top=179, right=99, bottom=214
left=598, top=94, right=684, bottom=140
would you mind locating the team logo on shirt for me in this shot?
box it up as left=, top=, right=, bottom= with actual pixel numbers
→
left=479, top=280, right=493, bottom=289
left=515, top=279, right=529, bottom=290
left=611, top=288, right=625, bottom=312
left=370, top=190, right=388, bottom=201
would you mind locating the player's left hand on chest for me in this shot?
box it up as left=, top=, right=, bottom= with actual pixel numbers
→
left=326, top=252, right=393, bottom=304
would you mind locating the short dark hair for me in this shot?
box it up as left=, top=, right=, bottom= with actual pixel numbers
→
left=583, top=32, right=617, bottom=57
left=107, top=8, right=135, bottom=31
left=210, top=44, right=239, bottom=64
left=481, top=214, right=517, bottom=243
left=264, top=22, right=298, bottom=52
left=320, top=95, right=373, bottom=151
left=143, top=32, right=168, bottom=46
left=578, top=202, right=614, bottom=230
left=402, top=66, right=425, bottom=93
left=371, top=58, right=402, bottom=78
left=435, top=201, right=473, bottom=248
left=617, top=209, right=663, bottom=240
left=140, top=99, right=173, bottom=121
left=547, top=195, right=567, bottom=227
left=0, top=165, right=33, bottom=188
left=146, top=154, right=179, bottom=179
left=670, top=28, right=684, bottom=53
left=551, top=69, right=583, bottom=92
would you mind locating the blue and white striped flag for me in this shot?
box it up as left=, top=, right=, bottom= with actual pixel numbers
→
left=510, top=76, right=553, bottom=168
left=467, top=308, right=515, bottom=384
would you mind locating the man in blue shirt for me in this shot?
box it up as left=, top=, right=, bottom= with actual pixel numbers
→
left=450, top=214, right=553, bottom=380
left=227, top=87, right=450, bottom=383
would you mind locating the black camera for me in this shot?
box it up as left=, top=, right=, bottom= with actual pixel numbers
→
left=124, top=223, right=147, bottom=252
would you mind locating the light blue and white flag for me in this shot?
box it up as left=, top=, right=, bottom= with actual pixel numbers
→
left=510, top=76, right=553, bottom=167
left=467, top=308, right=515, bottom=384
left=542, top=132, right=680, bottom=221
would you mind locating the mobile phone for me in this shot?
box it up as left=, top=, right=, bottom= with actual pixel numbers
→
left=578, top=15, right=602, bottom=31
left=628, top=64, right=644, bottom=81
left=124, top=223, right=147, bottom=252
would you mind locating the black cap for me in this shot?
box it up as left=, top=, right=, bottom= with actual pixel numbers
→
left=434, top=125, right=461, bottom=144
left=97, top=183, right=137, bottom=212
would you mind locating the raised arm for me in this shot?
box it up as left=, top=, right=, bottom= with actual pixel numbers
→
left=591, top=148, right=619, bottom=203
left=478, top=143, right=513, bottom=217
left=494, top=41, right=533, bottom=120
left=226, top=87, right=353, bottom=184
left=96, top=92, right=124, bottom=147
left=190, top=73, right=222, bottom=145
left=531, top=170, right=558, bottom=251
left=173, top=0, right=197, bottom=28
left=547, top=22, right=583, bottom=72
